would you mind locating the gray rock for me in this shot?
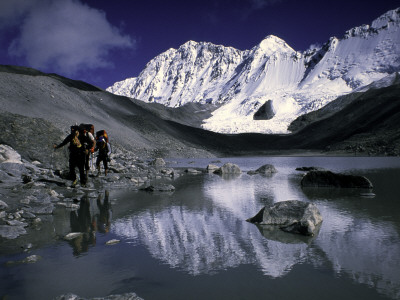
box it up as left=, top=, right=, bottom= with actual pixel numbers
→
left=25, top=203, right=55, bottom=215
left=161, top=168, right=174, bottom=176
left=150, top=158, right=166, bottom=167
left=0, top=225, right=27, bottom=239
left=247, top=164, right=277, bottom=175
left=214, top=163, right=241, bottom=174
left=185, top=168, right=202, bottom=174
left=0, top=162, right=28, bottom=181
left=64, top=232, right=84, bottom=240
left=206, top=164, right=219, bottom=172
left=247, top=200, right=323, bottom=236
left=0, top=199, right=8, bottom=210
left=6, top=220, right=28, bottom=227
left=301, top=170, right=373, bottom=188
left=0, top=169, right=18, bottom=182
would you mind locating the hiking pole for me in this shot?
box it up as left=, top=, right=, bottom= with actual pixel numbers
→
left=49, top=145, right=55, bottom=178
left=90, top=152, right=94, bottom=172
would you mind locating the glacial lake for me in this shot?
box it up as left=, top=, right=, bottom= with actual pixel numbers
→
left=1, top=156, right=400, bottom=300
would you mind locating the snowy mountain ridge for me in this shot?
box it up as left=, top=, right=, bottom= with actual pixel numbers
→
left=107, top=8, right=400, bottom=134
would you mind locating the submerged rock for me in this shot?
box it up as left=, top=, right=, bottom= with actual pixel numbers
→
left=247, top=200, right=323, bottom=236
left=141, top=184, right=175, bottom=192
left=6, top=255, right=42, bottom=266
left=54, top=292, right=143, bottom=300
left=301, top=170, right=373, bottom=188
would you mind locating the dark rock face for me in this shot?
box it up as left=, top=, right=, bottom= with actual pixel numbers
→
left=247, top=200, right=323, bottom=236
left=301, top=170, right=373, bottom=188
left=253, top=100, right=275, bottom=120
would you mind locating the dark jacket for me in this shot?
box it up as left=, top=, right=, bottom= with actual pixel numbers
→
left=56, top=131, right=91, bottom=154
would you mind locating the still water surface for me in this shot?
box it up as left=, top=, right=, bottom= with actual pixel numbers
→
left=1, top=156, right=400, bottom=299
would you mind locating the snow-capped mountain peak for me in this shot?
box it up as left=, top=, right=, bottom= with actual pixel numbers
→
left=256, top=35, right=293, bottom=53
left=107, top=8, right=400, bottom=134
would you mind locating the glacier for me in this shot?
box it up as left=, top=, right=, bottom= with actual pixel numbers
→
left=107, top=8, right=400, bottom=134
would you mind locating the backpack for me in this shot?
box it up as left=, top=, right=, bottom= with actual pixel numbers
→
left=79, top=123, right=95, bottom=135
left=96, top=130, right=111, bottom=155
left=96, top=130, right=108, bottom=143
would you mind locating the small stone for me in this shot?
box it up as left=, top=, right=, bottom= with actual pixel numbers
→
left=106, top=239, right=120, bottom=245
left=0, top=200, right=8, bottom=210
left=64, top=232, right=83, bottom=240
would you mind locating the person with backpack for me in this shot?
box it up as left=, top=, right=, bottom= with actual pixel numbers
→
left=53, top=125, right=90, bottom=187
left=79, top=124, right=96, bottom=177
left=95, top=135, right=111, bottom=176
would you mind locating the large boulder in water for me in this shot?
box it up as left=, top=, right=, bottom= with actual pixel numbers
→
left=301, top=170, right=373, bottom=188
left=214, top=163, right=241, bottom=174
left=247, top=164, right=277, bottom=175
left=247, top=200, right=323, bottom=236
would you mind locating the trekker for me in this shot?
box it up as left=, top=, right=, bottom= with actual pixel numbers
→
left=95, top=136, right=111, bottom=176
left=53, top=125, right=89, bottom=187
left=80, top=125, right=96, bottom=176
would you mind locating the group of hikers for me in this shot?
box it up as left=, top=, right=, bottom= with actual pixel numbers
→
left=54, top=124, right=111, bottom=187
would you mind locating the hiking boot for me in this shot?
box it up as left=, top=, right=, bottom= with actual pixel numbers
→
left=72, top=179, right=78, bottom=187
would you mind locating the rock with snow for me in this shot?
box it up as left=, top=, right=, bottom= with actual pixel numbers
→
left=247, top=200, right=323, bottom=236
left=253, top=100, right=276, bottom=120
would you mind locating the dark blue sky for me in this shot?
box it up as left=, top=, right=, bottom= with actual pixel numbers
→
left=0, top=0, right=398, bottom=89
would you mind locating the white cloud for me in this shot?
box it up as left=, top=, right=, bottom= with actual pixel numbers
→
left=6, top=0, right=134, bottom=75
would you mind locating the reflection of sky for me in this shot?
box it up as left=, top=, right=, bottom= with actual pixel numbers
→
left=113, top=160, right=400, bottom=298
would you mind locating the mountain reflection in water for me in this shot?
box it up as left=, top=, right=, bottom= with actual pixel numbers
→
left=112, top=157, right=400, bottom=299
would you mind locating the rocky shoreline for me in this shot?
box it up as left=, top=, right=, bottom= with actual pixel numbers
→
left=0, top=144, right=208, bottom=245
